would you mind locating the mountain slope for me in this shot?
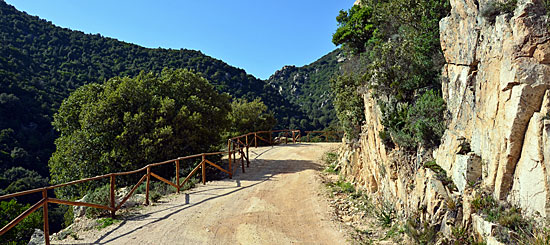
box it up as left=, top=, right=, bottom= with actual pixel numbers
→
left=266, top=49, right=343, bottom=130
left=0, top=1, right=305, bottom=192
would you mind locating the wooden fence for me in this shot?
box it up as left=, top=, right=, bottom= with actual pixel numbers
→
left=303, top=131, right=343, bottom=142
left=0, top=129, right=338, bottom=245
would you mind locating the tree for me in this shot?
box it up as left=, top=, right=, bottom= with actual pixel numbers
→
left=331, top=0, right=450, bottom=150
left=227, top=98, right=277, bottom=137
left=49, top=69, right=231, bottom=198
left=332, top=1, right=375, bottom=54
left=330, top=74, right=365, bottom=141
left=0, top=199, right=42, bottom=245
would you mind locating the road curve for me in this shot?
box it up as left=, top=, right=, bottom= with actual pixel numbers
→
left=57, top=143, right=346, bottom=245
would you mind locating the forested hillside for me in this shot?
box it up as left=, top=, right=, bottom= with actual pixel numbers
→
left=0, top=1, right=309, bottom=196
left=266, top=49, right=342, bottom=130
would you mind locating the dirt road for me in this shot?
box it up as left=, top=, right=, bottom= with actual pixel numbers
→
left=57, top=143, right=347, bottom=244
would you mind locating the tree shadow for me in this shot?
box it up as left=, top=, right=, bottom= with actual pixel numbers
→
left=56, top=145, right=325, bottom=244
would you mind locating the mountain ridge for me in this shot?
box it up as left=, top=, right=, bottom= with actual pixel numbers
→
left=0, top=0, right=306, bottom=192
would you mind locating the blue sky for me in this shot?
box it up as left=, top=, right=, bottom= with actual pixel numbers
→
left=5, top=0, right=355, bottom=79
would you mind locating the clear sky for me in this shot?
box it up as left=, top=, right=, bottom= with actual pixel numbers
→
left=4, top=0, right=355, bottom=79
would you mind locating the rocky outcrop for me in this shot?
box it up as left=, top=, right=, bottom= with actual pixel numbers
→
left=338, top=0, right=550, bottom=241
left=437, top=0, right=550, bottom=217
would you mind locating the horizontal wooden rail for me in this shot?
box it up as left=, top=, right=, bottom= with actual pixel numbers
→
left=48, top=198, right=114, bottom=211
left=0, top=128, right=336, bottom=244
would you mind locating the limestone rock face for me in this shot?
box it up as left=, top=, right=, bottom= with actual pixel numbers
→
left=337, top=0, right=550, bottom=234
left=436, top=0, right=550, bottom=218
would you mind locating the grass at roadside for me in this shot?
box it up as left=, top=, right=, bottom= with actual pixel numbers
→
left=319, top=151, right=407, bottom=244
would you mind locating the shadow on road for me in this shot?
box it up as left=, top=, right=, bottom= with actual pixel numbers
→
left=57, top=145, right=327, bottom=244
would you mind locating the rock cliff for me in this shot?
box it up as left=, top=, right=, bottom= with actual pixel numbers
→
left=338, top=0, right=550, bottom=241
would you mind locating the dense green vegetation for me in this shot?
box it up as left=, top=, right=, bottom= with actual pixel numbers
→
left=49, top=69, right=231, bottom=198
left=0, top=199, right=42, bottom=245
left=266, top=49, right=342, bottom=130
left=331, top=0, right=450, bottom=150
left=331, top=74, right=365, bottom=140
left=227, top=98, right=277, bottom=137
left=0, top=0, right=306, bottom=198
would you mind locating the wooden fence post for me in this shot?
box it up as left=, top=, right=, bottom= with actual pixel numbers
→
left=145, top=167, right=150, bottom=205
left=232, top=141, right=236, bottom=162
left=228, top=140, right=232, bottom=178
left=246, top=144, right=250, bottom=167
left=201, top=154, right=206, bottom=185
left=254, top=133, right=257, bottom=148
left=292, top=131, right=296, bottom=144
left=241, top=149, right=245, bottom=173
left=42, top=189, right=50, bottom=245
left=176, top=160, right=181, bottom=193
left=110, top=175, right=115, bottom=218
left=246, top=135, right=250, bottom=167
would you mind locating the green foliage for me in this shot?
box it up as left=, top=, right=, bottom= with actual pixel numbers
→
left=327, top=179, right=356, bottom=194
left=323, top=151, right=339, bottom=174
left=84, top=185, right=110, bottom=218
left=469, top=192, right=546, bottom=243
left=404, top=214, right=439, bottom=245
left=0, top=0, right=307, bottom=202
left=96, top=217, right=119, bottom=231
left=0, top=167, right=49, bottom=200
left=408, top=90, right=447, bottom=147
left=331, top=74, right=365, bottom=141
left=481, top=0, right=517, bottom=23
left=181, top=177, right=200, bottom=191
left=227, top=98, right=276, bottom=137
left=332, top=2, right=375, bottom=54
left=331, top=0, right=450, bottom=150
left=374, top=200, right=396, bottom=228
left=49, top=69, right=231, bottom=199
left=266, top=49, right=342, bottom=130
left=0, top=199, right=42, bottom=245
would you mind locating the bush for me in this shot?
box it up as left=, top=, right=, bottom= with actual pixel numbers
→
left=331, top=0, right=450, bottom=151
left=331, top=74, right=365, bottom=141
left=49, top=69, right=231, bottom=199
left=84, top=185, right=110, bottom=218
left=409, top=90, right=446, bottom=148
left=379, top=90, right=446, bottom=150
left=0, top=199, right=42, bottom=245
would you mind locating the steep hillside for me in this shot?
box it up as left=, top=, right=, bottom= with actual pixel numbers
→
left=0, top=1, right=305, bottom=194
left=336, top=0, right=550, bottom=243
left=266, top=49, right=342, bottom=130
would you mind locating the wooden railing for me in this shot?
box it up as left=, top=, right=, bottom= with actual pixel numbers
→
left=303, top=131, right=344, bottom=142
left=0, top=129, right=338, bottom=245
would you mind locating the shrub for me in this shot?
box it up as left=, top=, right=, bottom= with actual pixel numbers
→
left=96, top=217, right=119, bottom=230
left=331, top=74, right=365, bottom=141
left=84, top=184, right=110, bottom=218
left=404, top=215, right=439, bottom=244
left=0, top=199, right=42, bottom=245
left=50, top=69, right=231, bottom=199
left=327, top=178, right=355, bottom=194
left=408, top=90, right=446, bottom=148
left=374, top=200, right=396, bottom=227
